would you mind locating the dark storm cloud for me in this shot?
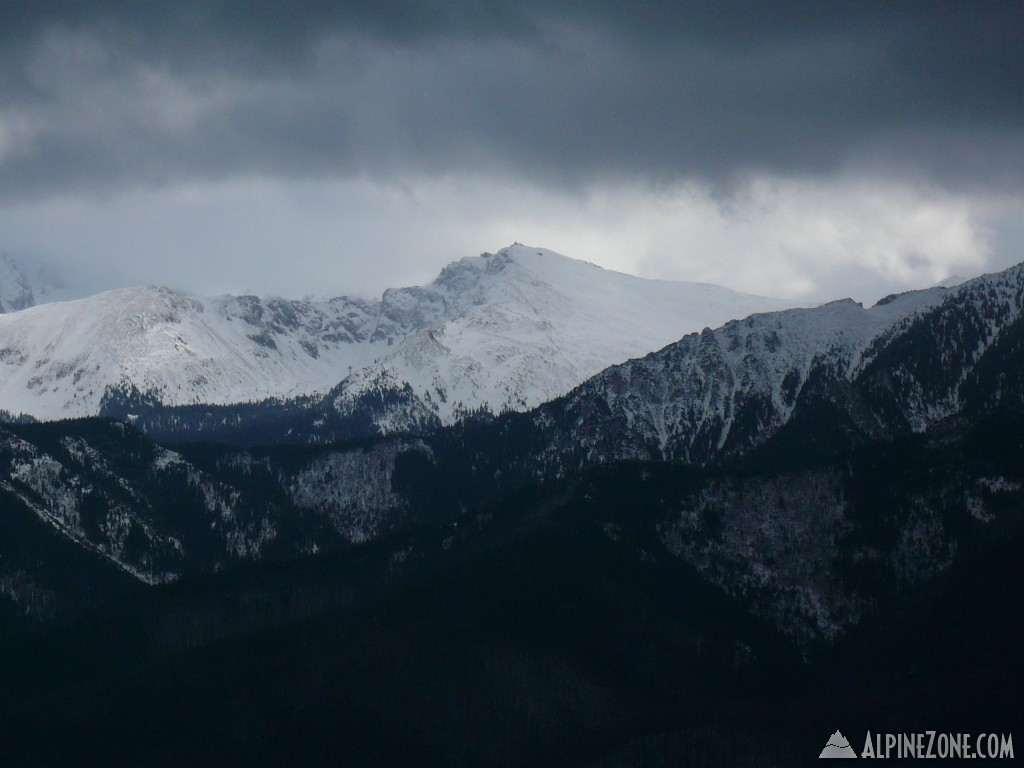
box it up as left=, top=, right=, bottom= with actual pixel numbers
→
left=2, top=2, right=1022, bottom=198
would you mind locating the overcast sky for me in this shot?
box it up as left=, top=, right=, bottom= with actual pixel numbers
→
left=1, top=2, right=1022, bottom=303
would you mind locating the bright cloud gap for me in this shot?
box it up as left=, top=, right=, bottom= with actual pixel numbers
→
left=1, top=173, right=1016, bottom=307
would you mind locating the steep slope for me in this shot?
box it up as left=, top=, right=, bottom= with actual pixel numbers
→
left=520, top=265, right=1024, bottom=471
left=0, top=420, right=318, bottom=587
left=538, top=289, right=948, bottom=467
left=0, top=418, right=422, bottom=615
left=0, top=244, right=793, bottom=424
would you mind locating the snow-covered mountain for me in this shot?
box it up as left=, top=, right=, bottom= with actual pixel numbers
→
left=2, top=251, right=1021, bottom=768
left=0, top=255, right=36, bottom=314
left=501, top=262, right=1024, bottom=477
left=539, top=288, right=952, bottom=465
left=0, top=244, right=794, bottom=421
left=325, top=245, right=797, bottom=431
left=0, top=286, right=386, bottom=420
left=3, top=259, right=1024, bottom=643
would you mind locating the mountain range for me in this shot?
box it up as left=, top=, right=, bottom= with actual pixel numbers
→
left=0, top=246, right=1020, bottom=766
left=1, top=255, right=1015, bottom=620
left=0, top=245, right=792, bottom=428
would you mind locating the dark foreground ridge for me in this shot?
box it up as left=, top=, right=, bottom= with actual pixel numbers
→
left=1, top=414, right=1022, bottom=766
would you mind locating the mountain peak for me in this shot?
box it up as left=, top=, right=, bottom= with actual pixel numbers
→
left=437, top=244, right=591, bottom=284
left=495, top=243, right=606, bottom=272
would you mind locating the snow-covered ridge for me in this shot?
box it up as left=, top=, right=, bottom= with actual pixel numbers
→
left=0, top=244, right=796, bottom=422
left=0, top=285, right=386, bottom=419
left=330, top=245, right=798, bottom=426
left=538, top=261, right=1024, bottom=466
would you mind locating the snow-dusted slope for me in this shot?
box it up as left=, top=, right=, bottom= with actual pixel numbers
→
left=542, top=288, right=951, bottom=465
left=524, top=265, right=1024, bottom=469
left=0, top=244, right=794, bottom=421
left=0, top=286, right=384, bottom=419
left=329, top=244, right=795, bottom=427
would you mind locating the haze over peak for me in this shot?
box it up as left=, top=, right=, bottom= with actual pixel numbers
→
left=0, top=255, right=34, bottom=314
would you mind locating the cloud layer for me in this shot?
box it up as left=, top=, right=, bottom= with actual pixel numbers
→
left=1, top=2, right=1022, bottom=301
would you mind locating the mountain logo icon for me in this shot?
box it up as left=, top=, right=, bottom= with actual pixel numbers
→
left=820, top=730, right=858, bottom=758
